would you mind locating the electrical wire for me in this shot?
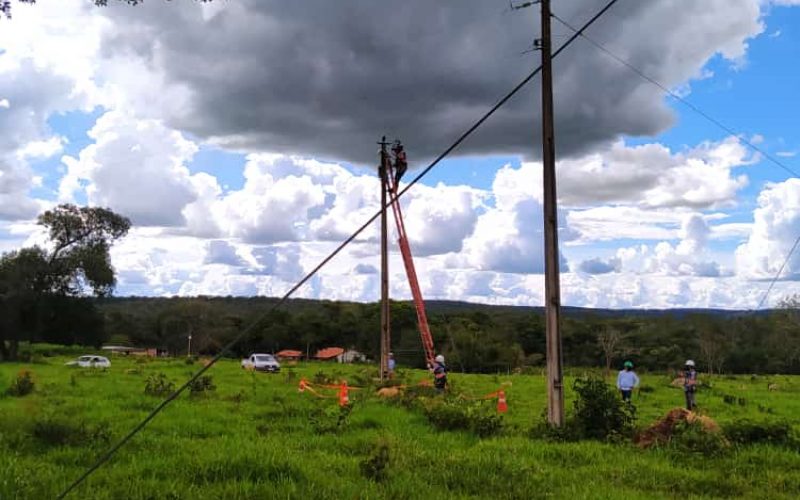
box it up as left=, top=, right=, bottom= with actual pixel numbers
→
left=755, top=234, right=800, bottom=310
left=550, top=12, right=800, bottom=311
left=551, top=13, right=800, bottom=179
left=57, top=1, right=620, bottom=497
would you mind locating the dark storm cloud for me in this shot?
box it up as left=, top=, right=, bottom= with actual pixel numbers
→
left=97, top=0, right=761, bottom=165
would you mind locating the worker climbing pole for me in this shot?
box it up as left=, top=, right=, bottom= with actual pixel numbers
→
left=379, top=138, right=436, bottom=368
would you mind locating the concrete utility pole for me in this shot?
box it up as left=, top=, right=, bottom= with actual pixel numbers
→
left=540, top=0, right=565, bottom=426
left=378, top=137, right=392, bottom=381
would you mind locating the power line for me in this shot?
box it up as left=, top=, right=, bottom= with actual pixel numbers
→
left=57, top=1, right=621, bottom=497
left=549, top=13, right=800, bottom=312
left=755, top=234, right=800, bottom=310
left=550, top=13, right=800, bottom=180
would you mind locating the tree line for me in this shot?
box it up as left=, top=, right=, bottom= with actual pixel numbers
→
left=75, top=294, right=800, bottom=375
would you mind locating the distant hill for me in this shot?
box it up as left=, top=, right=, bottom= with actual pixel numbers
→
left=100, top=295, right=769, bottom=318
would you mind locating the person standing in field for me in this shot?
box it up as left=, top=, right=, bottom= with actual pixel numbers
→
left=616, top=360, right=639, bottom=403
left=683, top=359, right=698, bottom=411
left=430, top=354, right=448, bottom=392
left=387, top=352, right=396, bottom=379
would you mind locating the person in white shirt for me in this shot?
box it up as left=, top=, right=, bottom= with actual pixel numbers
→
left=616, top=360, right=639, bottom=403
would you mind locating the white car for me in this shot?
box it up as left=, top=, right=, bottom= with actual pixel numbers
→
left=241, top=353, right=281, bottom=372
left=66, top=355, right=111, bottom=368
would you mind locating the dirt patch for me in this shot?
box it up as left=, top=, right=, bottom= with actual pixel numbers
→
left=635, top=407, right=720, bottom=448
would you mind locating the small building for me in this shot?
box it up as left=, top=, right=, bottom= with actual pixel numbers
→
left=276, top=349, right=304, bottom=361
left=341, top=349, right=367, bottom=363
left=101, top=346, right=166, bottom=357
left=314, top=347, right=366, bottom=363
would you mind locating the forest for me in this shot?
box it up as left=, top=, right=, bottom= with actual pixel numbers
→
left=7, top=294, right=798, bottom=375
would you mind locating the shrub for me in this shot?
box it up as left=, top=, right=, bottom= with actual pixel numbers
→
left=571, top=376, right=636, bottom=440
left=423, top=399, right=504, bottom=438
left=188, top=375, right=216, bottom=395
left=312, top=371, right=334, bottom=385
left=310, top=403, right=353, bottom=434
left=667, top=420, right=729, bottom=457
left=396, top=384, right=439, bottom=409
left=32, top=416, right=111, bottom=447
left=144, top=373, right=175, bottom=397
left=6, top=370, right=34, bottom=397
left=724, top=420, right=793, bottom=446
left=360, top=440, right=390, bottom=482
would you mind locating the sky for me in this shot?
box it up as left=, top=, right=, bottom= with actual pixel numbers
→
left=1, top=0, right=799, bottom=309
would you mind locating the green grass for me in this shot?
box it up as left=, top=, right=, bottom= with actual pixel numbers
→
left=1, top=356, right=799, bottom=499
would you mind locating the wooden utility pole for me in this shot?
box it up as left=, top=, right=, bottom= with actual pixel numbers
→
left=379, top=137, right=391, bottom=381
left=540, top=0, right=565, bottom=426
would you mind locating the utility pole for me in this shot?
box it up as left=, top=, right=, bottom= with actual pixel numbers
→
left=378, top=137, right=392, bottom=381
left=539, top=0, right=565, bottom=426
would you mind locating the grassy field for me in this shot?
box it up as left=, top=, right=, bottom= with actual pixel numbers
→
left=1, top=354, right=800, bottom=499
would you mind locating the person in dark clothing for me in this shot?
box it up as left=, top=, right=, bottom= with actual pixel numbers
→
left=392, top=142, right=407, bottom=185
left=431, top=354, right=447, bottom=392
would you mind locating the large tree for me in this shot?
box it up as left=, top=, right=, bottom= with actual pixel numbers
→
left=0, top=204, right=130, bottom=360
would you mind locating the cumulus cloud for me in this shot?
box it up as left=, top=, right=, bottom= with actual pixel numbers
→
left=59, top=110, right=200, bottom=226
left=353, top=263, right=378, bottom=275
left=0, top=2, right=107, bottom=221
left=558, top=138, right=751, bottom=210
left=611, top=214, right=724, bottom=277
left=736, top=178, right=800, bottom=280
left=453, top=162, right=569, bottom=274
left=88, top=0, right=764, bottom=164
left=579, top=257, right=621, bottom=275
left=204, top=240, right=247, bottom=267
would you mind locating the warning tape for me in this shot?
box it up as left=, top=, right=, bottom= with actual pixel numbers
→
left=298, top=378, right=362, bottom=406
left=457, top=383, right=512, bottom=413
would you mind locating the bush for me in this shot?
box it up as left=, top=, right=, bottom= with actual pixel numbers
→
left=312, top=371, right=335, bottom=385
left=667, top=420, right=729, bottom=457
left=360, top=440, right=390, bottom=482
left=32, top=416, right=111, bottom=447
left=188, top=375, right=216, bottom=395
left=396, top=384, right=440, bottom=409
left=144, top=373, right=175, bottom=397
left=423, top=399, right=504, bottom=438
left=6, top=370, right=34, bottom=397
left=571, top=376, right=636, bottom=440
left=310, top=403, right=353, bottom=434
left=724, top=420, right=794, bottom=446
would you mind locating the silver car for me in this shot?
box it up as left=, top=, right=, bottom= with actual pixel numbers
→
left=241, top=353, right=281, bottom=372
left=66, top=355, right=111, bottom=368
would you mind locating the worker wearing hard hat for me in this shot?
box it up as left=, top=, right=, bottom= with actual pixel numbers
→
left=431, top=354, right=448, bottom=392
left=683, top=360, right=698, bottom=410
left=616, top=360, right=639, bottom=403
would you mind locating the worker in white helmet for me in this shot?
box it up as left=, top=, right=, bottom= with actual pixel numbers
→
left=683, top=360, right=697, bottom=410
left=431, top=354, right=448, bottom=392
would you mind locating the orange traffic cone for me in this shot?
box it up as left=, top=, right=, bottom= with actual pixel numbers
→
left=338, top=381, right=350, bottom=407
left=497, top=390, right=508, bottom=414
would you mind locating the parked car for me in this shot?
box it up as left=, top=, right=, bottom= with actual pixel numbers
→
left=241, top=353, right=281, bottom=372
left=66, top=355, right=111, bottom=368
